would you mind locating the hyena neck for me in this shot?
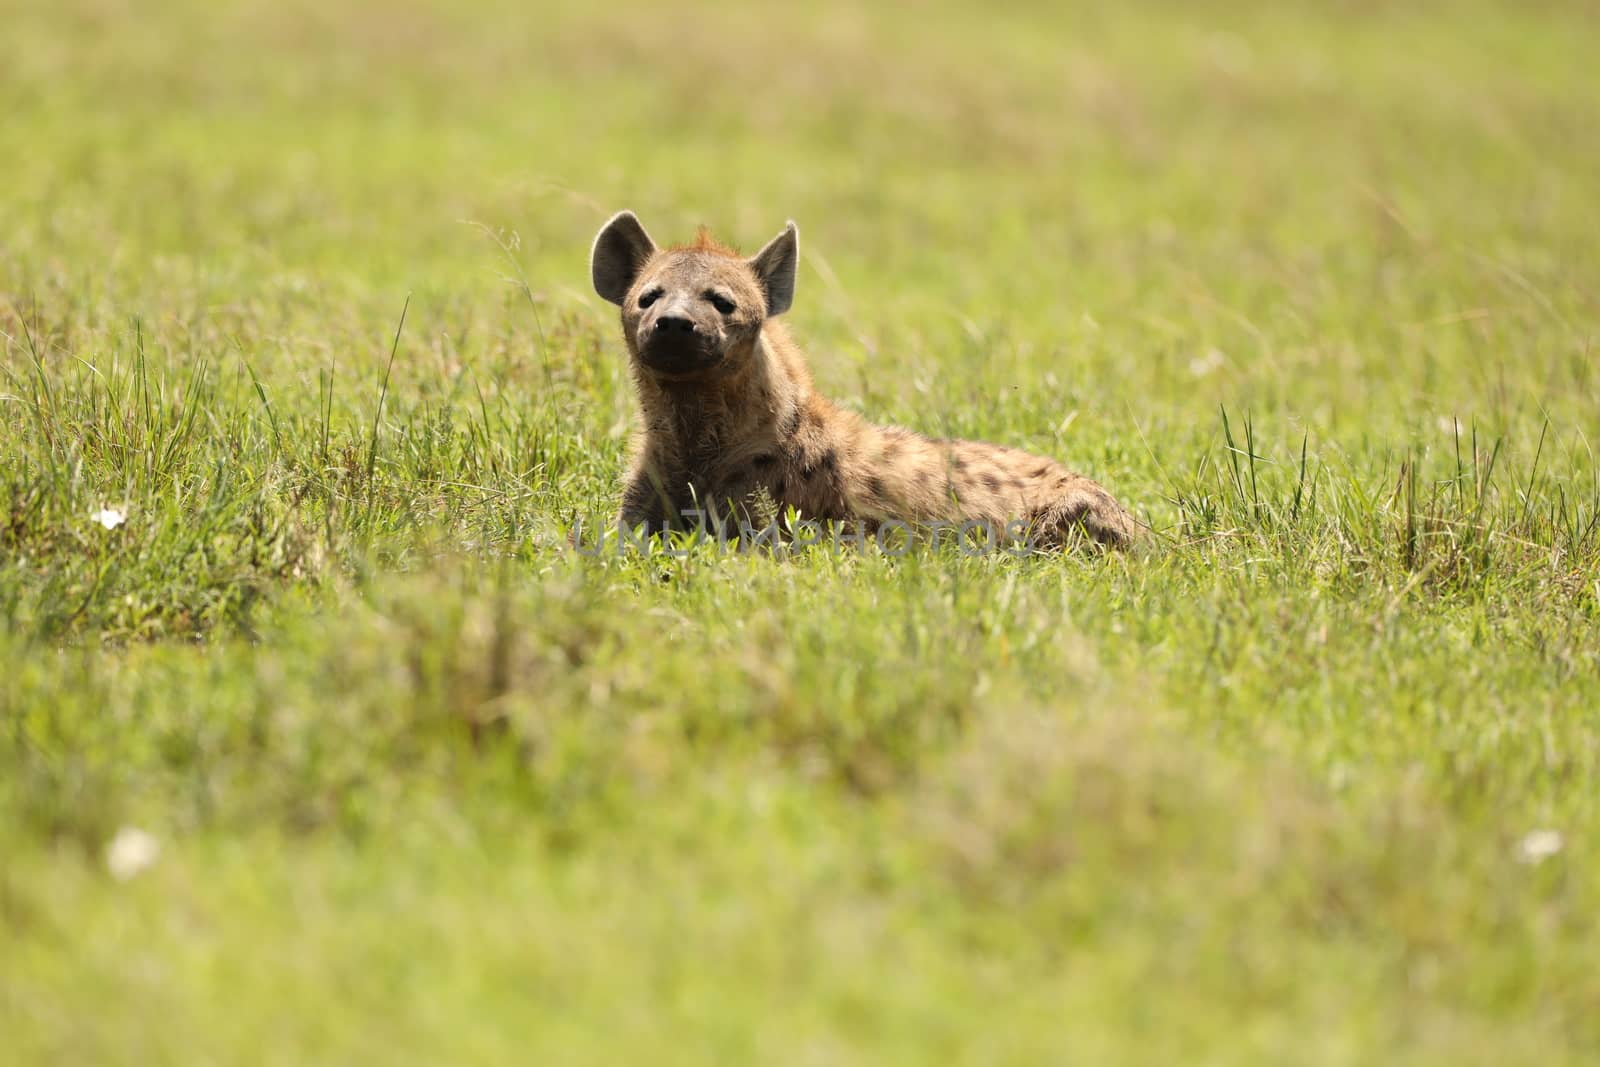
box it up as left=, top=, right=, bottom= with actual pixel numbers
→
left=636, top=324, right=812, bottom=464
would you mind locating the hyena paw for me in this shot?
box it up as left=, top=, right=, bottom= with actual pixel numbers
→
left=1036, top=483, right=1138, bottom=550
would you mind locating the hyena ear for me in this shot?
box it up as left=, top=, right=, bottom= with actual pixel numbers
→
left=591, top=211, right=658, bottom=306
left=747, top=221, right=799, bottom=317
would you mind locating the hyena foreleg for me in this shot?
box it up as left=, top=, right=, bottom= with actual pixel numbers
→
left=618, top=468, right=675, bottom=535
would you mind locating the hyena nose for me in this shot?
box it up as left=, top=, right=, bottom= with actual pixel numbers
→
left=655, top=315, right=697, bottom=335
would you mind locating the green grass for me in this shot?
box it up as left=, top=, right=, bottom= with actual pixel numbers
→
left=3, top=0, right=1599, bottom=1062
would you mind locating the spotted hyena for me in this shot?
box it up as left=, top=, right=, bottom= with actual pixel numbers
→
left=589, top=211, right=1137, bottom=550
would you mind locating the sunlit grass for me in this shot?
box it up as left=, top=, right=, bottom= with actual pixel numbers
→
left=2, top=0, right=1599, bottom=1063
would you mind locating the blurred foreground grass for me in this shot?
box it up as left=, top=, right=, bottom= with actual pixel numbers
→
left=3, top=0, right=1599, bottom=1063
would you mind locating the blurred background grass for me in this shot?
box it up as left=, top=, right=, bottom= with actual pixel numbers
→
left=3, top=1, right=1599, bottom=1063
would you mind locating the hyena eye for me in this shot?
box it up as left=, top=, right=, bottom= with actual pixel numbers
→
left=707, top=292, right=736, bottom=315
left=638, top=287, right=663, bottom=309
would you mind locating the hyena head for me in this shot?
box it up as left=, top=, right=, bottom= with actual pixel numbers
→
left=590, top=211, right=798, bottom=379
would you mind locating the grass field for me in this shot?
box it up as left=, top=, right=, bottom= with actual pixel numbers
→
left=3, top=0, right=1599, bottom=1062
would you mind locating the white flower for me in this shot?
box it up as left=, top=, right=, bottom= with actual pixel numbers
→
left=105, top=826, right=160, bottom=881
left=1189, top=348, right=1226, bottom=377
left=92, top=507, right=126, bottom=530
left=1515, top=829, right=1563, bottom=865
